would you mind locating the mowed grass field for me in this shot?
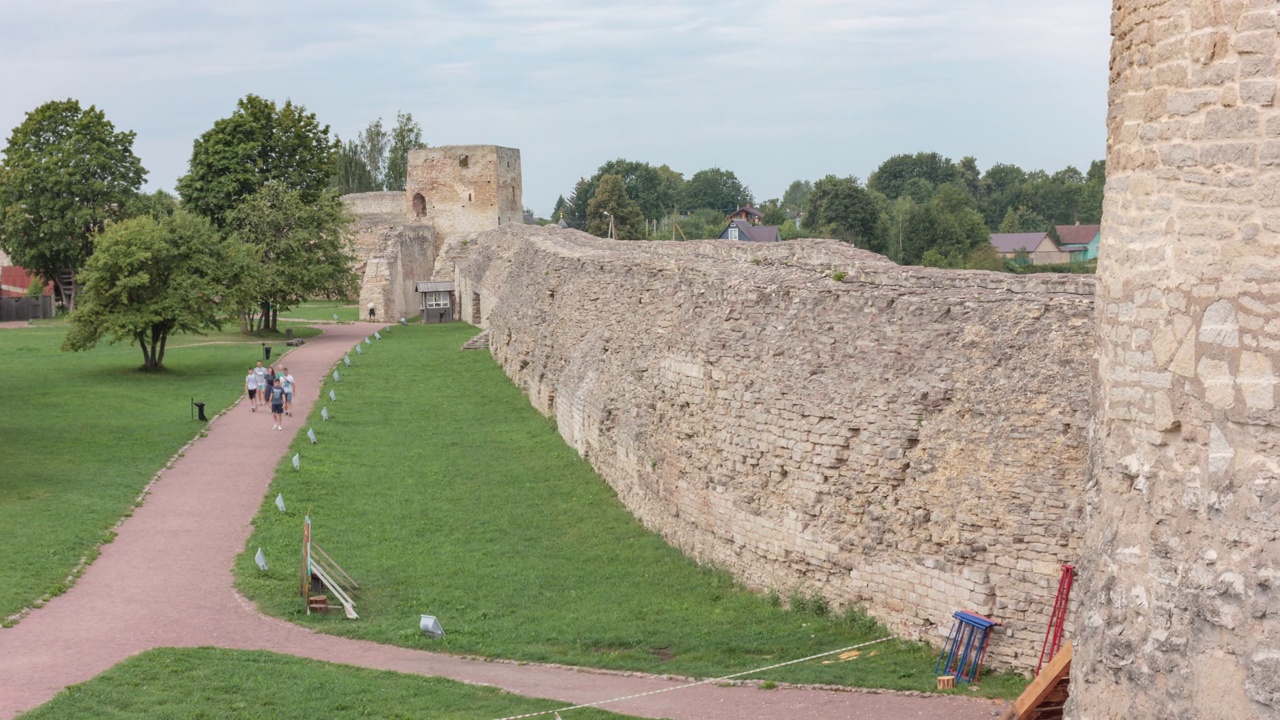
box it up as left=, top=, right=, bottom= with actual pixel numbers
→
left=0, top=323, right=306, bottom=621
left=276, top=300, right=360, bottom=323
left=20, top=647, right=639, bottom=720
left=237, top=324, right=1027, bottom=698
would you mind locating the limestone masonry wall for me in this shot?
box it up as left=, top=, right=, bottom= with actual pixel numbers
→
left=1073, top=2, right=1280, bottom=717
left=342, top=192, right=435, bottom=322
left=447, top=225, right=1095, bottom=669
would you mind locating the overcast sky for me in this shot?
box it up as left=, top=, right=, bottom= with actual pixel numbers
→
left=0, top=1, right=1109, bottom=215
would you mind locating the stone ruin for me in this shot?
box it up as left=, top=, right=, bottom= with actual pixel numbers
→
left=343, top=145, right=521, bottom=323
left=343, top=4, right=1280, bottom=711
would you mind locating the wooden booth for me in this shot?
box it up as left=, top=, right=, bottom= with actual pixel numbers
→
left=416, top=281, right=455, bottom=323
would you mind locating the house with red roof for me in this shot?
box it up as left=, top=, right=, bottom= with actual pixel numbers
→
left=726, top=206, right=763, bottom=225
left=989, top=232, right=1069, bottom=265
left=1054, top=223, right=1100, bottom=262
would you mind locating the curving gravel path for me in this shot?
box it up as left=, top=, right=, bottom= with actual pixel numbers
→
left=0, top=322, right=1006, bottom=720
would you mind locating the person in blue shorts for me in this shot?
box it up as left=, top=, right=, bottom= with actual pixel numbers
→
left=270, top=378, right=286, bottom=430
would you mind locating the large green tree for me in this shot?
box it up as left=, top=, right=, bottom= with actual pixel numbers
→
left=0, top=99, right=146, bottom=311
left=804, top=175, right=882, bottom=248
left=384, top=112, right=426, bottom=192
left=63, top=211, right=248, bottom=370
left=566, top=159, right=683, bottom=229
left=226, top=182, right=358, bottom=331
left=331, top=137, right=380, bottom=194
left=680, top=168, right=752, bottom=214
left=585, top=174, right=645, bottom=240
left=781, top=180, right=813, bottom=212
left=867, top=152, right=958, bottom=200
left=177, top=95, right=336, bottom=226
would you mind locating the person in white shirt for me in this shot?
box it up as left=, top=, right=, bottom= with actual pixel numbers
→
left=244, top=367, right=259, bottom=412
left=253, top=362, right=268, bottom=408
left=281, top=368, right=295, bottom=416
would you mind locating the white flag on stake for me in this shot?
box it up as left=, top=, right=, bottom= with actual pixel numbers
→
left=329, top=389, right=336, bottom=402
left=292, top=453, right=300, bottom=471
left=344, top=355, right=351, bottom=367
left=275, top=493, right=286, bottom=512
left=255, top=547, right=269, bottom=571
left=321, top=407, right=330, bottom=421
left=356, top=344, right=363, bottom=355
left=365, top=337, right=371, bottom=346
left=332, top=370, right=340, bottom=383
left=374, top=331, right=381, bottom=340
left=307, top=427, right=317, bottom=444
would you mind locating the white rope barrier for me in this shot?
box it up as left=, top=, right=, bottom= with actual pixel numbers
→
left=488, top=634, right=898, bottom=720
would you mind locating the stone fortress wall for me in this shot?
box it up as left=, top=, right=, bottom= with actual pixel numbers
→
left=1072, top=1, right=1280, bottom=717
left=441, top=224, right=1095, bottom=669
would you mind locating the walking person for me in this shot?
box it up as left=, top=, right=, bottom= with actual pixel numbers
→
left=367, top=301, right=376, bottom=321
left=281, top=367, right=295, bottom=416
left=269, top=378, right=286, bottom=430
left=245, top=367, right=259, bottom=412
left=253, top=361, right=268, bottom=409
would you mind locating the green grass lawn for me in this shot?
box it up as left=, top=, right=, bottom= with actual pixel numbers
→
left=237, top=324, right=1026, bottom=699
left=277, top=300, right=360, bottom=323
left=0, top=323, right=310, bottom=622
left=19, top=647, right=639, bottom=720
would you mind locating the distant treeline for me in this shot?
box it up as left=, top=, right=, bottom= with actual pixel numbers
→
left=555, top=152, right=1103, bottom=269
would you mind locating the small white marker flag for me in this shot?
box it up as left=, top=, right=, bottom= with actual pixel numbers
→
left=275, top=493, right=286, bottom=512
left=307, top=427, right=317, bottom=444
left=374, top=331, right=381, bottom=340
left=255, top=547, right=269, bottom=571
left=332, top=370, right=340, bottom=383
left=333, top=313, right=339, bottom=322
left=321, top=407, right=330, bottom=421
left=400, top=317, right=407, bottom=325
left=292, top=453, right=300, bottom=471
left=329, top=389, right=336, bottom=402
left=364, top=337, right=371, bottom=346
left=344, top=355, right=351, bottom=367
left=356, top=344, right=363, bottom=355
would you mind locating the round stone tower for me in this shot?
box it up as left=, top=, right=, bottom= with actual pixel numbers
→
left=1074, top=2, right=1280, bottom=717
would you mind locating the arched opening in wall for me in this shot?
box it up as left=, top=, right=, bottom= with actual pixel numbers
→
left=412, top=193, right=426, bottom=217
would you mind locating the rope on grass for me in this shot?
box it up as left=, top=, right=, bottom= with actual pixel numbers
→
left=488, top=634, right=897, bottom=720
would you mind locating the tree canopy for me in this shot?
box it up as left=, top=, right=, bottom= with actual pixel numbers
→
left=63, top=211, right=247, bottom=370
left=868, top=152, right=958, bottom=201
left=0, top=99, right=147, bottom=311
left=803, top=175, right=882, bottom=248
left=226, top=182, right=358, bottom=331
left=585, top=174, right=645, bottom=240
left=680, top=168, right=753, bottom=214
left=177, top=95, right=336, bottom=226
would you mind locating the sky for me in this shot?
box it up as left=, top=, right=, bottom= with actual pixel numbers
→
left=0, top=1, right=1110, bottom=216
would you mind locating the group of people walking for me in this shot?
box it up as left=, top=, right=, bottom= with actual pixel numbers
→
left=244, top=361, right=295, bottom=430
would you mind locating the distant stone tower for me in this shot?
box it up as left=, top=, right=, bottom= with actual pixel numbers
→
left=405, top=146, right=523, bottom=240
left=1073, top=2, right=1280, bottom=717
left=346, top=145, right=521, bottom=322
